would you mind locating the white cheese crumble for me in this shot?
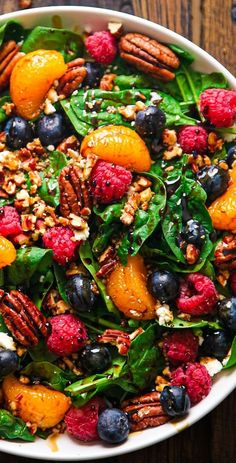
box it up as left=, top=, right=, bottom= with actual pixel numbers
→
left=156, top=304, right=174, bottom=326
left=221, top=123, right=236, bottom=142
left=200, top=356, right=223, bottom=377
left=0, top=332, right=16, bottom=351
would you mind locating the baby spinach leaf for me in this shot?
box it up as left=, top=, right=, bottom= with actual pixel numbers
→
left=38, top=150, right=68, bottom=207
left=0, top=410, right=35, bottom=441
left=162, top=317, right=221, bottom=330
left=79, top=241, right=119, bottom=318
left=53, top=262, right=68, bottom=302
left=223, top=335, right=236, bottom=369
left=6, top=247, right=53, bottom=286
left=0, top=20, right=25, bottom=47
left=0, top=314, right=9, bottom=333
left=169, top=44, right=194, bottom=63
left=21, top=26, right=84, bottom=63
left=22, top=361, right=76, bottom=391
left=28, top=340, right=57, bottom=363
left=30, top=269, right=54, bottom=309
left=0, top=95, right=11, bottom=123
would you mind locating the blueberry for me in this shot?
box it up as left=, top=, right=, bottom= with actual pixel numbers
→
left=80, top=343, right=112, bottom=373
left=225, top=145, right=236, bottom=168
left=160, top=386, right=190, bottom=417
left=217, top=298, right=236, bottom=332
left=181, top=219, right=206, bottom=247
left=5, top=117, right=34, bottom=150
left=97, top=408, right=129, bottom=444
left=0, top=349, right=19, bottom=378
left=196, top=166, right=230, bottom=205
left=36, top=113, right=65, bottom=146
left=83, top=62, right=103, bottom=88
left=65, top=274, right=97, bottom=313
left=147, top=270, right=179, bottom=303
left=135, top=106, right=166, bottom=137
left=200, top=330, right=231, bottom=361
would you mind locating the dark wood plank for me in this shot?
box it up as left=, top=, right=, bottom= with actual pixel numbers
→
left=0, top=1, right=235, bottom=463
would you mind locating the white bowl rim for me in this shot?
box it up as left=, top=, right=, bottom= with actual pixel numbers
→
left=0, top=5, right=235, bottom=461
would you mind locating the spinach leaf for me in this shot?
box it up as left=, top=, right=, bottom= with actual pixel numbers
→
left=0, top=410, right=35, bottom=441
left=38, top=150, right=68, bottom=207
left=0, top=314, right=9, bottom=333
left=22, top=361, right=76, bottom=391
left=0, top=95, right=11, bottom=123
left=6, top=247, right=53, bottom=286
left=30, top=269, right=54, bottom=309
left=21, top=26, right=83, bottom=63
left=79, top=241, right=119, bottom=317
left=223, top=335, right=236, bottom=369
left=169, top=44, right=194, bottom=63
left=118, top=175, right=166, bottom=264
left=53, top=262, right=68, bottom=302
left=162, top=317, right=221, bottom=330
left=29, top=340, right=57, bottom=363
left=0, top=20, right=24, bottom=47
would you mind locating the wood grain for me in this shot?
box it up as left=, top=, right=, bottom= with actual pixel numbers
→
left=0, top=1, right=235, bottom=463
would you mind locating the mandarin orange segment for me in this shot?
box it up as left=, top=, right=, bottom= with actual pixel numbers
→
left=208, top=166, right=236, bottom=230
left=106, top=254, right=156, bottom=319
left=80, top=125, right=151, bottom=172
left=10, top=50, right=67, bottom=120
left=0, top=236, right=16, bottom=268
left=2, top=375, right=71, bottom=429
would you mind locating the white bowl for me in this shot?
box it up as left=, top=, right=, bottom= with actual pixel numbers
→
left=0, top=6, right=235, bottom=461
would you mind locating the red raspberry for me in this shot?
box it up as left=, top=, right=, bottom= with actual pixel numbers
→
left=176, top=273, right=217, bottom=316
left=178, top=125, right=208, bottom=154
left=91, top=160, right=132, bottom=204
left=0, top=206, right=22, bottom=237
left=230, top=272, right=236, bottom=295
left=171, top=362, right=212, bottom=404
left=85, top=31, right=117, bottom=65
left=42, top=226, right=79, bottom=266
left=200, top=88, right=236, bottom=128
left=163, top=330, right=199, bottom=366
left=46, top=314, right=87, bottom=356
left=65, top=397, right=105, bottom=441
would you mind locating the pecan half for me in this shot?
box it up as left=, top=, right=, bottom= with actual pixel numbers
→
left=96, top=245, right=117, bottom=278
left=57, top=135, right=80, bottom=154
left=0, top=290, right=48, bottom=347
left=57, top=58, right=87, bottom=97
left=122, top=391, right=169, bottom=431
left=99, top=73, right=117, bottom=91
left=214, top=234, right=236, bottom=269
left=98, top=327, right=143, bottom=355
left=119, top=33, right=180, bottom=81
left=59, top=164, right=92, bottom=218
left=0, top=41, right=25, bottom=91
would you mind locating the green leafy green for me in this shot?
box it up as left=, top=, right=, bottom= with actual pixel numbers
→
left=53, top=262, right=68, bottom=302
left=21, top=26, right=84, bottom=63
left=28, top=340, right=58, bottom=363
left=0, top=20, right=24, bottom=47
left=22, top=361, right=76, bottom=391
left=162, top=317, right=221, bottom=330
left=223, top=335, right=236, bottom=369
left=6, top=247, right=53, bottom=286
left=0, top=95, right=11, bottom=123
left=38, top=150, right=68, bottom=207
left=169, top=44, right=194, bottom=63
left=0, top=410, right=35, bottom=441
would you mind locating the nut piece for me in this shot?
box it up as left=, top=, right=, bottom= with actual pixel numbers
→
left=108, top=22, right=124, bottom=38
left=57, top=58, right=87, bottom=98
left=214, top=234, right=236, bottom=269
left=0, top=40, right=25, bottom=91
left=99, top=73, right=117, bottom=91
left=59, top=164, right=92, bottom=218
left=96, top=245, right=117, bottom=278
left=119, top=33, right=180, bottom=81
left=98, top=327, right=143, bottom=355
left=0, top=290, right=48, bottom=347
left=122, top=391, right=169, bottom=431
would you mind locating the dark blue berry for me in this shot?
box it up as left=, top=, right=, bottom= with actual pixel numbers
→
left=200, top=330, right=230, bottom=361
left=225, top=145, right=236, bottom=168
left=5, top=117, right=34, bottom=150
left=36, top=113, right=65, bottom=146
left=217, top=298, right=236, bottom=332
left=0, top=349, right=19, bottom=378
left=160, top=385, right=190, bottom=417
left=135, top=106, right=166, bottom=137
left=65, top=274, right=97, bottom=313
left=181, top=219, right=206, bottom=247
left=97, top=408, right=129, bottom=444
left=196, top=166, right=230, bottom=205
left=83, top=62, right=103, bottom=88
left=80, top=343, right=112, bottom=373
left=147, top=270, right=179, bottom=303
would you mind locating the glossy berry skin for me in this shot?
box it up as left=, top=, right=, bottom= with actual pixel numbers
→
left=5, top=117, right=34, bottom=150
left=135, top=106, right=166, bottom=137
left=200, top=330, right=230, bottom=361
left=225, top=145, right=236, bottom=168
left=181, top=219, right=206, bottom=247
left=83, top=62, right=103, bottom=88
left=65, top=274, right=97, bottom=313
left=197, top=165, right=230, bottom=205
left=97, top=408, right=129, bottom=444
left=147, top=270, right=179, bottom=303
left=80, top=343, right=112, bottom=374
left=36, top=113, right=65, bottom=146
left=0, top=349, right=19, bottom=378
left=160, top=385, right=190, bottom=417
left=217, top=298, right=236, bottom=332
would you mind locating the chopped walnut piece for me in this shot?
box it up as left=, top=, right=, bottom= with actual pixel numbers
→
left=21, top=214, right=37, bottom=232
left=120, top=192, right=141, bottom=225
left=185, top=244, right=200, bottom=265
left=100, top=73, right=117, bottom=91
left=163, top=145, right=183, bottom=161
left=162, top=128, right=177, bottom=146
left=208, top=131, right=224, bottom=153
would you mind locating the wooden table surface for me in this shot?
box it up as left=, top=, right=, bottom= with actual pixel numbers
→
left=0, top=1, right=235, bottom=462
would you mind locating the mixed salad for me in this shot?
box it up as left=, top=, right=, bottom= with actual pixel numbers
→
left=0, top=18, right=235, bottom=446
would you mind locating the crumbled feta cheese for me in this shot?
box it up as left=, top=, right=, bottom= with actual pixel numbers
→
left=156, top=304, right=174, bottom=326
left=221, top=123, right=236, bottom=142
left=200, top=356, right=223, bottom=376
left=150, top=92, right=162, bottom=104
left=44, top=98, right=56, bottom=115
left=47, top=145, right=55, bottom=152
left=0, top=332, right=16, bottom=351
